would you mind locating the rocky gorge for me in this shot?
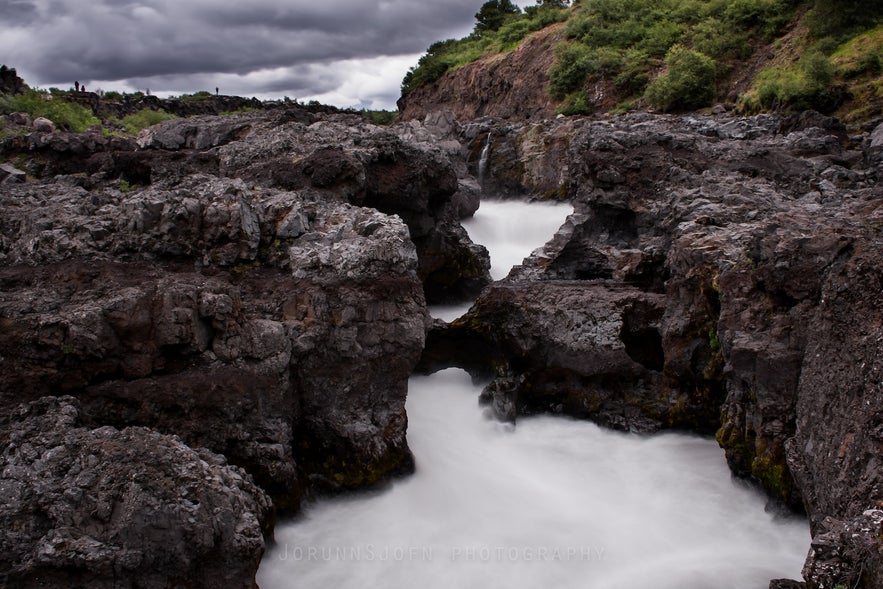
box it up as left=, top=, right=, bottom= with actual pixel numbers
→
left=0, top=96, right=881, bottom=588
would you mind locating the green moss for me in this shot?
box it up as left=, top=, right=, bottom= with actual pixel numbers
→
left=751, top=454, right=795, bottom=503
left=319, top=447, right=413, bottom=490
left=707, top=325, right=721, bottom=353
left=232, top=260, right=262, bottom=274
left=716, top=426, right=754, bottom=471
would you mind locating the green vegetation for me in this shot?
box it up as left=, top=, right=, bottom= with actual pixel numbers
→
left=116, top=108, right=178, bottom=134
left=357, top=109, right=399, bottom=125
left=644, top=45, right=716, bottom=111
left=178, top=90, right=214, bottom=102
left=402, top=0, right=883, bottom=120
left=551, top=0, right=801, bottom=112
left=0, top=88, right=100, bottom=132
left=401, top=1, right=570, bottom=97
left=743, top=49, right=835, bottom=111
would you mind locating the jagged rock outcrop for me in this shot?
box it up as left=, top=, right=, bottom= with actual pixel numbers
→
left=136, top=110, right=491, bottom=301
left=0, top=173, right=427, bottom=508
left=0, top=396, right=272, bottom=588
left=422, top=282, right=670, bottom=431
left=0, top=107, right=491, bottom=301
left=398, top=24, right=566, bottom=122
left=422, top=111, right=881, bottom=587
left=0, top=65, right=26, bottom=95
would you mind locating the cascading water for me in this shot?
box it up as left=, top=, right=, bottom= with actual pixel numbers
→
left=477, top=132, right=492, bottom=185
left=257, top=200, right=810, bottom=589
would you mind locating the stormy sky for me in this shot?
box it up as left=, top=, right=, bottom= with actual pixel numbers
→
left=1, top=0, right=535, bottom=110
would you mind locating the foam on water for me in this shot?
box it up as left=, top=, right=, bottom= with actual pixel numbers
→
left=259, top=369, right=808, bottom=589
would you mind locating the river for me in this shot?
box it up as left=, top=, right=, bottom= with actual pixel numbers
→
left=257, top=199, right=809, bottom=589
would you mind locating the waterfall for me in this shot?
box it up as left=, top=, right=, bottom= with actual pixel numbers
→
left=477, top=132, right=492, bottom=185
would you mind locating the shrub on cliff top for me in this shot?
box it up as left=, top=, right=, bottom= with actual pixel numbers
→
left=475, top=0, right=522, bottom=34
left=644, top=45, right=716, bottom=111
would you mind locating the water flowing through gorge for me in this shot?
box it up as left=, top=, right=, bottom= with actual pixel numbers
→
left=258, top=200, right=810, bottom=589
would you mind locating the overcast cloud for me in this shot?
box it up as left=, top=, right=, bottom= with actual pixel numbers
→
left=0, top=0, right=533, bottom=110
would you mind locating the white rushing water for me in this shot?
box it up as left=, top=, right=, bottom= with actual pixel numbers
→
left=430, top=199, right=573, bottom=322
left=258, top=198, right=809, bottom=589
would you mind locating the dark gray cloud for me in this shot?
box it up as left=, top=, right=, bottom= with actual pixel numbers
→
left=1, top=0, right=500, bottom=108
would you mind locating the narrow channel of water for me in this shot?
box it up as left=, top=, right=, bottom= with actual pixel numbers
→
left=257, top=199, right=809, bottom=589
left=430, top=199, right=573, bottom=322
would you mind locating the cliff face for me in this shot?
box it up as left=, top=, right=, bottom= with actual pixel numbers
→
left=398, top=24, right=565, bottom=122
left=0, top=106, right=491, bottom=586
left=422, top=110, right=882, bottom=588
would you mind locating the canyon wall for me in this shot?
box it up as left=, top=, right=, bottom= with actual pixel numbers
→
left=422, top=110, right=882, bottom=588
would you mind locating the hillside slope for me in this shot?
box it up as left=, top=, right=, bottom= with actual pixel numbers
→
left=399, top=0, right=883, bottom=126
left=400, top=24, right=565, bottom=121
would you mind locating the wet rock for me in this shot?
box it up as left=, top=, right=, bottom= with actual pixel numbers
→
left=801, top=511, right=883, bottom=589
left=423, top=281, right=671, bottom=432
left=0, top=396, right=271, bottom=588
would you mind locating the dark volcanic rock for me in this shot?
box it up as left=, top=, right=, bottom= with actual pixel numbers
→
left=0, top=396, right=271, bottom=589
left=423, top=281, right=670, bottom=432
left=0, top=174, right=427, bottom=510
left=421, top=110, right=881, bottom=586
left=0, top=65, right=26, bottom=95
left=138, top=110, right=491, bottom=301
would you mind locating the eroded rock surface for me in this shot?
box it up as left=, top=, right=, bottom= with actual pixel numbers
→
left=422, top=112, right=882, bottom=587
left=0, top=396, right=271, bottom=588
left=0, top=174, right=429, bottom=508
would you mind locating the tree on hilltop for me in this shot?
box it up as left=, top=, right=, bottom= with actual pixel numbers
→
left=475, top=0, right=521, bottom=34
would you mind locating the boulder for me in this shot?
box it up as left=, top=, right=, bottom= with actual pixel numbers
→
left=32, top=116, right=55, bottom=133
left=0, top=396, right=271, bottom=588
left=423, top=281, right=670, bottom=432
left=0, top=162, right=25, bottom=184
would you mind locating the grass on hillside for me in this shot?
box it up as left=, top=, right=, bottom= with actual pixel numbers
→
left=0, top=88, right=100, bottom=132
left=401, top=4, right=571, bottom=97
left=402, top=0, right=883, bottom=118
left=548, top=0, right=803, bottom=113
left=741, top=22, right=883, bottom=119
